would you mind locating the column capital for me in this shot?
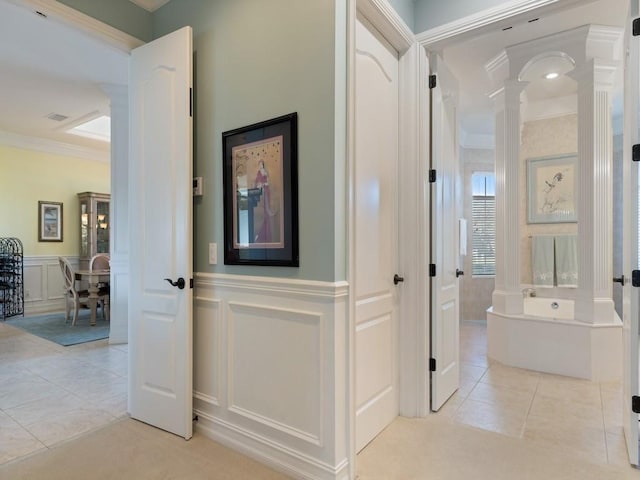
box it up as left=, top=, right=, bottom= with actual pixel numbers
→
left=568, top=59, right=618, bottom=92
left=489, top=80, right=528, bottom=110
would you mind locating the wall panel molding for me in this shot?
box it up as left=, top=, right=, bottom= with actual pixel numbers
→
left=23, top=255, right=74, bottom=315
left=193, top=273, right=349, bottom=480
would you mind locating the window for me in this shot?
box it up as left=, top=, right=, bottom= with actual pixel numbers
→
left=472, top=172, right=496, bottom=276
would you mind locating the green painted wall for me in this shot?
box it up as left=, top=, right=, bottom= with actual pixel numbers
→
left=414, top=0, right=509, bottom=33
left=0, top=146, right=110, bottom=256
left=154, top=0, right=345, bottom=282
left=388, top=0, right=415, bottom=32
left=57, top=0, right=152, bottom=41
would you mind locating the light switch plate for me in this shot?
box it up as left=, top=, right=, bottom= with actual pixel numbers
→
left=209, top=243, right=217, bottom=265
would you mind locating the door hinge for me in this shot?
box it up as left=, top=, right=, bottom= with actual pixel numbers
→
left=633, top=396, right=640, bottom=414
left=634, top=18, right=640, bottom=36
left=633, top=270, right=640, bottom=287
left=429, top=169, right=436, bottom=183
left=633, top=144, right=640, bottom=162
left=429, top=358, right=436, bottom=372
left=429, top=74, right=437, bottom=89
left=189, top=87, right=193, bottom=118
left=190, top=278, right=194, bottom=289
left=429, top=264, right=436, bottom=277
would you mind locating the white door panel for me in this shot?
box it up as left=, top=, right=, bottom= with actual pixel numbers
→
left=355, top=15, right=399, bottom=452
left=129, top=26, right=193, bottom=439
left=623, top=0, right=640, bottom=465
left=430, top=54, right=460, bottom=412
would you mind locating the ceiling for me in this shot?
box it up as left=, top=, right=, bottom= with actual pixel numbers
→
left=441, top=0, right=628, bottom=143
left=0, top=0, right=630, bottom=160
left=0, top=0, right=128, bottom=160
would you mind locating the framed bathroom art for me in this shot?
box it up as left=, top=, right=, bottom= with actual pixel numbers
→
left=221, top=112, right=299, bottom=266
left=527, top=154, right=578, bottom=224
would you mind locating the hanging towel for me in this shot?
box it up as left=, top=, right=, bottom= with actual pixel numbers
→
left=532, top=236, right=555, bottom=287
left=555, top=235, right=578, bottom=287
left=459, top=218, right=467, bottom=256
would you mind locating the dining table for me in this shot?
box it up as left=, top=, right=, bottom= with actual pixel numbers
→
left=74, top=269, right=110, bottom=326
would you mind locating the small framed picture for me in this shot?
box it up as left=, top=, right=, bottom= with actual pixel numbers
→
left=38, top=201, right=63, bottom=242
left=527, top=154, right=577, bottom=224
left=222, top=113, right=299, bottom=266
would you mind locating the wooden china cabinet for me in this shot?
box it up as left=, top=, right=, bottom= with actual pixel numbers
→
left=77, top=192, right=110, bottom=270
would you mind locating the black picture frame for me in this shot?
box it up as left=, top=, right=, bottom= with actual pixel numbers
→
left=222, top=112, right=299, bottom=266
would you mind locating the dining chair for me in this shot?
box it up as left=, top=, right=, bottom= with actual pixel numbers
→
left=89, top=254, right=110, bottom=321
left=58, top=256, right=93, bottom=325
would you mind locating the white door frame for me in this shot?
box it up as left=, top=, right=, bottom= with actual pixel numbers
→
left=414, top=0, right=593, bottom=412
left=11, top=0, right=142, bottom=346
left=348, top=1, right=422, bottom=476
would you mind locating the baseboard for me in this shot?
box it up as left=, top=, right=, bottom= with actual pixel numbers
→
left=194, top=410, right=349, bottom=480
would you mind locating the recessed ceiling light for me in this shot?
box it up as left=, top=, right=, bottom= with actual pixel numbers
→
left=545, top=72, right=559, bottom=80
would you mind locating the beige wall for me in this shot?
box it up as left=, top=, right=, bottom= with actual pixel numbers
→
left=0, top=145, right=110, bottom=256
left=519, top=114, right=578, bottom=285
left=461, top=147, right=495, bottom=321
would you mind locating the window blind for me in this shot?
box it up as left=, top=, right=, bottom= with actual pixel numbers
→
left=472, top=195, right=496, bottom=276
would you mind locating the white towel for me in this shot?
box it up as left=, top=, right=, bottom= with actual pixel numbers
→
left=532, top=236, right=554, bottom=287
left=555, top=235, right=578, bottom=287
left=459, top=218, right=467, bottom=256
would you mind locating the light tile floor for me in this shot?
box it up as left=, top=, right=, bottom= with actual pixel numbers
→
left=0, top=319, right=127, bottom=465
left=1, top=318, right=632, bottom=476
left=435, top=320, right=628, bottom=468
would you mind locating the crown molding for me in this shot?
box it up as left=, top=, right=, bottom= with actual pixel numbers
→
left=357, top=0, right=414, bottom=53
left=0, top=130, right=109, bottom=163
left=6, top=0, right=144, bottom=53
left=416, top=0, right=596, bottom=48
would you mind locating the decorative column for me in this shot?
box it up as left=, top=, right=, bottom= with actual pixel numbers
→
left=101, top=83, right=129, bottom=343
left=491, top=79, right=528, bottom=314
left=571, top=58, right=617, bottom=324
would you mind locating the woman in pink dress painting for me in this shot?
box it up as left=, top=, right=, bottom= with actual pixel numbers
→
left=254, top=160, right=272, bottom=243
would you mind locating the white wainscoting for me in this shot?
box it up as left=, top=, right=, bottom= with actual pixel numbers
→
left=193, top=273, right=350, bottom=480
left=23, top=255, right=78, bottom=315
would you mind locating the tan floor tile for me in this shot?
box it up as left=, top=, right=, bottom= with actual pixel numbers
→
left=479, top=363, right=540, bottom=393
left=524, top=413, right=608, bottom=464
left=536, top=374, right=602, bottom=406
left=528, top=394, right=604, bottom=429
left=459, top=362, right=487, bottom=384
left=454, top=398, right=527, bottom=438
left=0, top=411, right=46, bottom=464
left=23, top=407, right=116, bottom=447
left=467, top=381, right=534, bottom=412
left=606, top=432, right=632, bottom=468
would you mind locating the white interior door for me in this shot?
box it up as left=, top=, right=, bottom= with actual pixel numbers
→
left=623, top=1, right=640, bottom=465
left=354, top=15, right=400, bottom=452
left=128, top=26, right=193, bottom=439
left=430, top=54, right=461, bottom=412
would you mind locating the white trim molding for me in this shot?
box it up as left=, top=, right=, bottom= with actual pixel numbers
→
left=356, top=0, right=413, bottom=54
left=192, top=273, right=349, bottom=480
left=416, top=0, right=596, bottom=48
left=0, top=130, right=109, bottom=163
left=6, top=0, right=144, bottom=52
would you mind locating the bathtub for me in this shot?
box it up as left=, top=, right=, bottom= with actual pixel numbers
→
left=487, top=297, right=622, bottom=381
left=522, top=297, right=574, bottom=320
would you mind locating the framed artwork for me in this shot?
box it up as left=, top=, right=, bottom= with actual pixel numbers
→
left=527, top=154, right=577, bottom=224
left=222, top=112, right=299, bottom=266
left=38, top=201, right=63, bottom=242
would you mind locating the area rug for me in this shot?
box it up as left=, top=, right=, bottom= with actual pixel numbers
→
left=4, top=310, right=109, bottom=346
